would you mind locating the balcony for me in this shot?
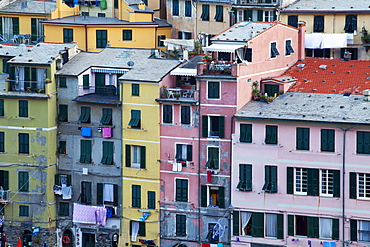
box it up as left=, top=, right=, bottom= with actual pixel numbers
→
left=0, top=190, right=10, bottom=203
left=78, top=85, right=118, bottom=96
left=8, top=79, right=46, bottom=93
left=197, top=62, right=237, bottom=77
left=234, top=0, right=278, bottom=5
left=0, top=34, right=44, bottom=45
left=157, top=85, right=198, bottom=104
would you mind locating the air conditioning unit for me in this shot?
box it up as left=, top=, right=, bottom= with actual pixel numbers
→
left=56, top=58, right=63, bottom=70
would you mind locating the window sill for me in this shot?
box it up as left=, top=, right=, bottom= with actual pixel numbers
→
left=126, top=127, right=146, bottom=131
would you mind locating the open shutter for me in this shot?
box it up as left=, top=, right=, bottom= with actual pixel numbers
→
left=233, top=211, right=240, bottom=236
left=218, top=116, right=225, bottom=138
left=201, top=185, right=207, bottom=207
left=252, top=212, right=264, bottom=237
left=214, top=148, right=219, bottom=169
left=31, top=19, right=37, bottom=41
left=349, top=172, right=357, bottom=199
left=66, top=175, right=71, bottom=186
left=218, top=186, right=225, bottom=208
left=287, top=167, right=293, bottom=194
left=307, top=216, right=319, bottom=238
left=333, top=170, right=340, bottom=197
left=307, top=168, right=319, bottom=196
left=113, top=184, right=119, bottom=206
left=125, top=145, right=131, bottom=167
left=288, top=215, right=294, bottom=236
left=277, top=214, right=284, bottom=239
left=3, top=171, right=9, bottom=190
left=140, top=146, right=146, bottom=168
left=97, top=183, right=103, bottom=205
left=186, top=145, right=192, bottom=161
left=257, top=10, right=263, bottom=21
left=55, top=174, right=61, bottom=186
left=271, top=166, right=277, bottom=192
left=350, top=219, right=357, bottom=241
left=202, top=116, right=208, bottom=137
left=246, top=164, right=252, bottom=191
left=262, top=166, right=270, bottom=191
left=332, top=218, right=339, bottom=240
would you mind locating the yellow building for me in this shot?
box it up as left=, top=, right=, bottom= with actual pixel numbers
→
left=280, top=1, right=370, bottom=60
left=119, top=52, right=179, bottom=247
left=0, top=43, right=77, bottom=247
left=43, top=0, right=171, bottom=52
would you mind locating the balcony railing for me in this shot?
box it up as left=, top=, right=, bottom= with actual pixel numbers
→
left=8, top=80, right=45, bottom=93
left=203, top=64, right=232, bottom=75
left=160, top=86, right=197, bottom=101
left=0, top=190, right=10, bottom=203
left=234, top=0, right=277, bottom=4
left=0, top=34, right=44, bottom=45
left=79, top=85, right=118, bottom=96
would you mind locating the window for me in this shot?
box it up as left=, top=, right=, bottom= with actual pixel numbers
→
left=0, top=132, right=4, bottom=152
left=172, top=0, right=179, bottom=16
left=200, top=4, right=209, bottom=21
left=3, top=59, right=10, bottom=74
left=19, top=205, right=29, bottom=216
left=163, top=105, right=173, bottom=124
left=97, top=183, right=118, bottom=206
left=202, top=116, right=225, bottom=138
left=214, top=5, right=223, bottom=22
left=262, top=165, right=277, bottom=193
left=158, top=35, right=166, bottom=47
left=313, top=15, right=324, bottom=32
left=55, top=174, right=71, bottom=186
left=344, top=15, right=357, bottom=33
left=79, top=106, right=91, bottom=123
left=296, top=127, right=310, bottom=150
left=357, top=173, right=370, bottom=199
left=19, top=100, right=28, bottom=117
left=81, top=11, right=89, bottom=16
left=125, top=145, right=146, bottom=168
left=176, top=214, right=186, bottom=236
left=208, top=81, right=220, bottom=99
left=175, top=179, right=188, bottom=202
left=350, top=220, right=370, bottom=241
left=178, top=31, right=192, bottom=40
left=128, top=110, right=141, bottom=129
left=59, top=202, right=69, bottom=216
left=0, top=170, right=9, bottom=191
left=285, top=40, right=294, bottom=56
left=83, top=74, right=89, bottom=89
left=148, top=191, right=155, bottom=209
left=57, top=104, right=68, bottom=122
left=294, top=167, right=307, bottom=195
left=123, top=30, right=132, bottom=41
left=240, top=124, right=252, bottom=143
left=266, top=213, right=280, bottom=238
left=288, top=15, right=298, bottom=28
left=0, top=99, right=3, bottom=117
left=237, top=164, right=252, bottom=191
left=0, top=17, right=19, bottom=40
left=185, top=1, right=191, bottom=17
left=58, top=140, right=66, bottom=154
left=59, top=77, right=67, bottom=88
left=31, top=18, right=46, bottom=42
left=321, top=129, right=335, bottom=152
left=207, top=223, right=219, bottom=242
left=265, top=125, right=277, bottom=144
left=270, top=42, right=279, bottom=58
left=132, top=184, right=141, bottom=208
left=321, top=169, right=336, bottom=196
left=264, top=84, right=279, bottom=97
left=357, top=131, right=370, bottom=154
left=201, top=185, right=225, bottom=208
left=80, top=140, right=92, bottom=163
left=131, top=83, right=139, bottom=96
left=130, top=221, right=145, bottom=236
left=206, top=147, right=219, bottom=169
left=18, top=171, right=29, bottom=192
left=264, top=10, right=274, bottom=22
left=19, top=133, right=29, bottom=154
left=175, top=144, right=192, bottom=163
left=288, top=215, right=339, bottom=239
left=63, top=28, right=73, bottom=43
left=98, top=13, right=106, bottom=17
left=100, top=108, right=112, bottom=125
left=181, top=106, right=190, bottom=125
left=81, top=181, right=92, bottom=204
left=101, top=141, right=114, bottom=165
left=96, top=30, right=107, bottom=48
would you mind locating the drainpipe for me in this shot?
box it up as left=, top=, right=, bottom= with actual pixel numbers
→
left=197, top=77, right=202, bottom=244
left=84, top=25, right=88, bottom=51
left=336, top=125, right=353, bottom=247
left=228, top=115, right=234, bottom=243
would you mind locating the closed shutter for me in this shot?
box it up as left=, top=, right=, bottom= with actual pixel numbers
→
left=233, top=211, right=240, bottom=236
left=66, top=175, right=71, bottom=186
left=3, top=170, right=9, bottom=190
left=24, top=67, right=30, bottom=88
left=140, top=146, right=146, bottom=169
left=257, top=10, right=263, bottom=21
left=246, top=164, right=252, bottom=191
left=85, top=182, right=92, bottom=204
left=0, top=131, right=4, bottom=152
left=277, top=214, right=284, bottom=239
left=132, top=185, right=141, bottom=208
left=350, top=219, right=357, bottom=241
left=332, top=218, right=339, bottom=240
left=297, top=127, right=309, bottom=150
left=97, top=183, right=103, bottom=205
left=113, top=184, right=119, bottom=206
left=163, top=105, right=172, bottom=123
left=218, top=116, right=225, bottom=138
left=31, top=18, right=37, bottom=42
left=125, top=145, right=131, bottom=167
left=218, top=186, right=225, bottom=208
left=252, top=212, right=264, bottom=237
left=265, top=125, right=277, bottom=144
left=349, top=172, right=357, bottom=199
left=19, top=133, right=29, bottom=154
left=12, top=17, right=19, bottom=35
left=307, top=168, right=319, bottom=196
left=240, top=124, right=252, bottom=142
left=287, top=167, right=294, bottom=194
left=288, top=215, right=294, bottom=236
left=83, top=74, right=89, bottom=89
left=96, top=30, right=107, bottom=48
left=288, top=15, right=298, bottom=28
left=262, top=166, right=271, bottom=191
left=321, top=129, right=335, bottom=152
left=148, top=191, right=155, bottom=209
left=55, top=174, right=61, bottom=186
left=201, top=185, right=207, bottom=207
left=245, top=9, right=253, bottom=21
left=202, top=116, right=208, bottom=137
left=333, top=170, right=340, bottom=197
left=307, top=216, right=319, bottom=238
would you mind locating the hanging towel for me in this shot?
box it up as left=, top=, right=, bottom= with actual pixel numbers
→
left=131, top=221, right=139, bottom=241
left=177, top=163, right=182, bottom=172
left=102, top=127, right=112, bottom=138
left=99, top=0, right=107, bottom=9
left=207, top=170, right=212, bottom=183
left=81, top=127, right=92, bottom=138
left=62, top=185, right=72, bottom=200
left=73, top=203, right=97, bottom=224
left=106, top=207, right=113, bottom=217
left=172, top=162, right=178, bottom=171
left=96, top=207, right=107, bottom=226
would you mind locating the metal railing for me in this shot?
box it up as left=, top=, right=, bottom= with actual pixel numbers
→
left=8, top=80, right=45, bottom=93
left=79, top=85, right=118, bottom=96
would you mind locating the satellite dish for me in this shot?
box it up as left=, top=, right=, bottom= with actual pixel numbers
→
left=127, top=61, right=134, bottom=67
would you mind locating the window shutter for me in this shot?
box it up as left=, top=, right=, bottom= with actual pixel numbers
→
left=287, top=167, right=293, bottom=194
left=12, top=17, right=19, bottom=35
left=219, top=186, right=225, bottom=208
left=349, top=172, right=357, bottom=199
left=277, top=214, right=284, bottom=239
left=271, top=166, right=277, bottom=193
left=288, top=215, right=294, bottom=236
left=257, top=10, right=263, bottom=21
left=246, top=164, right=252, bottom=191
left=252, top=212, right=264, bottom=237
left=97, top=183, right=103, bottom=205
left=186, top=145, right=192, bottom=161
left=148, top=191, right=155, bottom=209
left=86, top=182, right=92, bottom=204
left=233, top=211, right=240, bottom=236
left=262, top=166, right=271, bottom=191
left=113, top=184, right=119, bottom=206
left=31, top=19, right=37, bottom=41
left=125, top=145, right=131, bottom=167
left=0, top=18, right=2, bottom=36
left=307, top=168, right=319, bottom=196
left=218, top=116, right=225, bottom=138
left=3, top=170, right=9, bottom=190
left=350, top=219, right=357, bottom=241
left=140, top=146, right=146, bottom=169
left=83, top=74, right=89, bottom=89
left=333, top=170, right=340, bottom=197
left=201, top=185, right=207, bottom=207
left=55, top=174, right=61, bottom=186
left=139, top=222, right=146, bottom=236
left=307, top=216, right=319, bottom=238
left=332, top=218, right=339, bottom=240
left=202, top=116, right=208, bottom=137
left=0, top=99, right=3, bottom=117
left=66, top=175, right=71, bottom=186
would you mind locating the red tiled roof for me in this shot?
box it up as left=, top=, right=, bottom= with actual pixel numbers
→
left=282, top=57, right=370, bottom=94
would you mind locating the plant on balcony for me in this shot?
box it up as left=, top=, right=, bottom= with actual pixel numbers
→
left=203, top=55, right=213, bottom=62
left=45, top=78, right=51, bottom=83
left=223, top=67, right=231, bottom=74
left=173, top=93, right=181, bottom=99
left=38, top=88, right=45, bottom=93
left=161, top=86, right=168, bottom=98
left=361, top=27, right=370, bottom=44
left=252, top=81, right=260, bottom=100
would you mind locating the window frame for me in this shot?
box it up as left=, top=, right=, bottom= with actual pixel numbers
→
left=125, top=144, right=146, bottom=169
left=356, top=131, right=370, bottom=154
left=0, top=132, right=4, bottom=153
left=313, top=15, right=324, bottom=32
left=285, top=39, right=294, bottom=56
left=202, top=115, right=225, bottom=138
left=81, top=181, right=92, bottom=204
left=357, top=173, right=370, bottom=200
left=296, top=127, right=310, bottom=151
left=19, top=133, right=29, bottom=154
left=162, top=105, right=173, bottom=124
left=270, top=41, right=280, bottom=58
left=19, top=205, right=29, bottom=217
left=206, top=146, right=220, bottom=170
left=175, top=143, right=192, bottom=163
left=58, top=140, right=66, bottom=154
left=201, top=185, right=225, bottom=208
left=175, top=178, right=188, bottom=202
left=176, top=214, right=187, bottom=237
left=123, top=30, right=133, bottom=41
left=294, top=167, right=308, bottom=195
left=207, top=81, right=220, bottom=99
left=180, top=105, right=191, bottom=125
left=63, top=28, right=73, bottom=43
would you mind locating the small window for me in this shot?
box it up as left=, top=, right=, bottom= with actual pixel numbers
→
left=356, top=131, right=370, bottom=154
left=262, top=165, right=277, bottom=193
left=57, top=104, right=68, bottom=122
left=19, top=133, right=29, bottom=154
left=163, top=105, right=173, bottom=124
left=313, top=15, right=324, bottom=32
left=147, top=191, right=156, bottom=209
left=200, top=185, right=225, bottom=208
left=0, top=99, right=3, bottom=116
left=100, top=108, right=112, bottom=125
left=158, top=35, right=166, bottom=47
left=344, top=15, right=357, bottom=33
left=285, top=40, right=294, bottom=56
left=265, top=125, right=277, bottom=144
left=81, top=11, right=89, bottom=16
left=128, top=110, right=141, bottom=129
left=132, top=83, right=139, bottom=96
left=202, top=116, right=225, bottom=138
left=59, top=77, right=67, bottom=88
left=184, top=1, right=191, bottom=17
left=132, top=184, right=141, bottom=208
left=181, top=105, right=191, bottom=125
left=98, top=13, right=106, bottom=17
left=0, top=132, right=4, bottom=152
left=206, top=147, right=219, bottom=169
left=58, top=141, right=66, bottom=154
left=296, top=127, right=310, bottom=150
left=200, top=4, right=209, bottom=21
left=101, top=141, right=114, bottom=165
left=237, top=164, right=252, bottom=191
left=270, top=42, right=280, bottom=58
left=63, top=28, right=73, bottom=43
left=123, top=30, right=132, bottom=41
left=81, top=181, right=92, bottom=204
left=175, top=179, right=188, bottom=202
left=214, top=5, right=223, bottom=22
left=176, top=214, right=186, bottom=236
left=208, top=81, right=220, bottom=99
left=2, top=59, right=10, bottom=73
left=172, top=0, right=179, bottom=16
left=79, top=106, right=91, bottom=123
left=321, top=129, right=335, bottom=152
left=96, top=30, right=107, bottom=48
left=125, top=145, right=146, bottom=169
left=239, top=124, right=252, bottom=143
left=130, top=221, right=146, bottom=236
left=19, top=100, right=28, bottom=118
left=288, top=15, right=298, bottom=28
left=175, top=144, right=192, bottom=163
left=59, top=202, right=69, bottom=216
left=19, top=205, right=29, bottom=216
left=80, top=140, right=92, bottom=163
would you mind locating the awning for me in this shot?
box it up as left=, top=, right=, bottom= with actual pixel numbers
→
left=305, top=33, right=350, bottom=49
left=203, top=44, right=245, bottom=53
left=170, top=68, right=197, bottom=76
left=91, top=68, right=128, bottom=74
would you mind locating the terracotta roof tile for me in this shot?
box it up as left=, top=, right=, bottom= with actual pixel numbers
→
left=283, top=57, right=370, bottom=95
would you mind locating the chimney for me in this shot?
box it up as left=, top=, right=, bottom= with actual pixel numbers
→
left=138, top=1, right=145, bottom=9
left=298, top=21, right=306, bottom=61
left=363, top=90, right=370, bottom=101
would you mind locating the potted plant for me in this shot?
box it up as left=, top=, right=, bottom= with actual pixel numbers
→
left=361, top=27, right=370, bottom=44
left=45, top=78, right=51, bottom=83
left=223, top=67, right=231, bottom=74
left=173, top=93, right=181, bottom=99
left=203, top=55, right=213, bottom=62
left=38, top=88, right=45, bottom=93
left=279, top=90, right=284, bottom=95
left=252, top=81, right=260, bottom=100
left=161, top=86, right=168, bottom=98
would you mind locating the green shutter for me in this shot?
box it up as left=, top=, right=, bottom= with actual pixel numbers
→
left=240, top=124, right=252, bottom=142
left=201, top=185, right=207, bottom=207
left=9, top=66, right=15, bottom=81
left=140, top=146, right=146, bottom=169
left=287, top=167, right=294, bottom=194
left=96, top=30, right=107, bottom=48
left=233, top=211, right=240, bottom=236
left=350, top=219, right=357, bottom=241
left=113, top=184, right=119, bottom=206
left=333, top=170, right=340, bottom=197
left=79, top=106, right=90, bottom=123
left=349, top=172, right=357, bottom=199
left=252, top=212, right=264, bottom=237
left=80, top=140, right=91, bottom=163
left=332, top=218, right=339, bottom=240
left=0, top=18, right=2, bottom=36
left=57, top=105, right=68, bottom=122
left=125, top=145, right=131, bottom=167
left=148, top=191, right=155, bottom=209
left=277, top=214, right=284, bottom=239
left=31, top=18, right=37, bottom=41
left=132, top=84, right=139, bottom=96
left=186, top=145, right=192, bottom=161
left=59, top=77, right=67, bottom=88
left=265, top=125, right=277, bottom=144
left=12, top=17, right=19, bottom=35
left=202, top=115, right=208, bottom=137
left=321, top=129, right=335, bottom=152
left=83, top=74, right=89, bottom=89
left=3, top=170, right=9, bottom=190
left=55, top=174, right=61, bottom=186
left=271, top=166, right=277, bottom=193
left=219, top=186, right=225, bottom=208
left=262, top=166, right=271, bottom=191
left=307, top=216, right=319, bottom=238
left=97, top=183, right=103, bottom=205
left=66, top=175, right=71, bottom=186
left=0, top=132, right=4, bottom=152
left=257, top=10, right=263, bottom=21
left=19, top=171, right=29, bottom=191
left=288, top=215, right=294, bottom=236
left=307, top=168, right=319, bottom=196
left=19, top=100, right=28, bottom=117
left=19, top=133, right=29, bottom=154
left=0, top=99, right=3, bottom=116
left=24, top=67, right=30, bottom=88
left=100, top=108, right=112, bottom=125
left=85, top=182, right=92, bottom=204
left=132, top=185, right=141, bottom=208
left=218, top=116, right=225, bottom=138
left=246, top=164, right=252, bottom=191
left=297, top=128, right=309, bottom=150
left=101, top=141, right=113, bottom=165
